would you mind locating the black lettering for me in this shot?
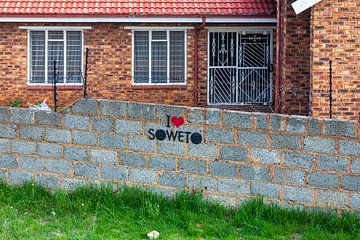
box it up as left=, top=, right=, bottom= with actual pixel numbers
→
left=166, top=115, right=171, bottom=128
left=178, top=131, right=185, bottom=142
left=190, top=133, right=202, bottom=145
left=185, top=132, right=192, bottom=143
left=148, top=129, right=155, bottom=140
left=166, top=130, right=178, bottom=141
left=155, top=130, right=166, bottom=141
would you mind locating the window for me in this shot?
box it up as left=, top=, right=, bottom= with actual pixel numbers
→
left=133, top=30, right=186, bottom=85
left=29, top=30, right=83, bottom=84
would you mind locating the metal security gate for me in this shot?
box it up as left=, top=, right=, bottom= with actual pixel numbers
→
left=208, top=30, right=273, bottom=105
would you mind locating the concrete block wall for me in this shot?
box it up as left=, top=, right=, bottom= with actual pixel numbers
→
left=0, top=98, right=359, bottom=212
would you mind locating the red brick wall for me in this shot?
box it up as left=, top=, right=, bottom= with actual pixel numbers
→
left=279, top=0, right=311, bottom=116
left=311, top=0, right=360, bottom=120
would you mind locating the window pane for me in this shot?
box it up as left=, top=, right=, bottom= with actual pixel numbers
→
left=152, top=31, right=167, bottom=40
left=170, top=31, right=185, bottom=83
left=48, top=31, right=64, bottom=40
left=134, top=31, right=149, bottom=83
left=151, top=41, right=167, bottom=83
left=30, top=31, right=45, bottom=83
left=48, top=41, right=64, bottom=83
left=66, top=31, right=82, bottom=83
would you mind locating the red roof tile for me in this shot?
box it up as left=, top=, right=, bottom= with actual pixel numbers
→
left=0, top=0, right=275, bottom=17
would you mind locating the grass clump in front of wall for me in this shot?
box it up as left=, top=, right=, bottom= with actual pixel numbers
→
left=0, top=181, right=359, bottom=239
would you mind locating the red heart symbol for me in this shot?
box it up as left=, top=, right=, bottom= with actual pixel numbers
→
left=170, top=116, right=185, bottom=128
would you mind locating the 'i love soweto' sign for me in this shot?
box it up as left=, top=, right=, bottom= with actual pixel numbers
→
left=148, top=116, right=202, bottom=145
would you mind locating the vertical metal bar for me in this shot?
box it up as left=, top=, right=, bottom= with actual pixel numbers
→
left=83, top=48, right=89, bottom=98
left=53, top=60, right=57, bottom=112
left=329, top=59, right=333, bottom=118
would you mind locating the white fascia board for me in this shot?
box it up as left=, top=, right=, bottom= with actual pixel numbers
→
left=19, top=26, right=92, bottom=30
left=292, top=0, right=323, bottom=14
left=124, top=26, right=193, bottom=30
left=2, top=17, right=276, bottom=23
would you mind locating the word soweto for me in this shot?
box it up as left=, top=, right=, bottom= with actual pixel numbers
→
left=148, top=116, right=202, bottom=145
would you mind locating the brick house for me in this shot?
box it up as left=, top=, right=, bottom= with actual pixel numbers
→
left=0, top=0, right=358, bottom=120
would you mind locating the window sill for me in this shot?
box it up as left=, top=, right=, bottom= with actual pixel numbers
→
left=131, top=85, right=187, bottom=90
left=27, top=85, right=83, bottom=91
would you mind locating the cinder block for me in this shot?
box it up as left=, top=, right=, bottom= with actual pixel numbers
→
left=120, top=151, right=146, bottom=167
left=8, top=170, right=32, bottom=185
left=206, top=128, right=234, bottom=144
left=304, top=136, right=336, bottom=154
left=255, top=113, right=269, bottom=130
left=188, top=144, right=216, bottom=159
left=0, top=124, right=17, bottom=138
left=37, top=142, right=63, bottom=158
left=179, top=158, right=207, bottom=174
left=187, top=175, right=218, bottom=192
left=283, top=186, right=313, bottom=203
left=149, top=155, right=176, bottom=170
left=71, top=99, right=98, bottom=115
left=271, top=134, right=301, bottom=150
left=128, top=102, right=156, bottom=119
left=91, top=117, right=115, bottom=132
left=12, top=141, right=36, bottom=154
left=307, top=118, right=321, bottom=134
left=158, top=172, right=186, bottom=188
left=284, top=151, right=313, bottom=169
left=270, top=114, right=287, bottom=131
left=204, top=194, right=238, bottom=207
left=223, top=111, right=253, bottom=129
left=240, top=165, right=270, bottom=181
left=274, top=168, right=305, bottom=185
left=316, top=190, right=347, bottom=208
left=91, top=149, right=118, bottom=164
left=156, top=105, right=186, bottom=121
left=219, top=146, right=248, bottom=161
left=64, top=115, right=90, bottom=130
left=238, top=131, right=267, bottom=147
left=218, top=178, right=249, bottom=195
left=45, top=160, right=71, bottom=174
left=250, top=148, right=281, bottom=164
left=73, top=162, right=99, bottom=178
left=35, top=174, right=59, bottom=189
left=350, top=193, right=360, bottom=209
left=147, top=186, right=174, bottom=198
left=286, top=116, right=306, bottom=133
left=158, top=141, right=186, bottom=156
left=0, top=154, right=17, bottom=168
left=188, top=108, right=220, bottom=125
left=307, top=172, right=338, bottom=188
left=99, top=133, right=126, bottom=149
left=0, top=139, right=10, bottom=153
left=99, top=100, right=127, bottom=117
left=339, top=140, right=360, bottom=157
left=351, top=158, right=360, bottom=174
left=250, top=182, right=280, bottom=198
left=128, top=169, right=156, bottom=184
left=101, top=165, right=128, bottom=181
left=61, top=178, right=86, bottom=191
left=18, top=156, right=45, bottom=171
left=115, top=119, right=142, bottom=135
left=46, top=128, right=71, bottom=143
left=209, top=161, right=238, bottom=177
left=0, top=107, right=9, bottom=123
left=323, top=119, right=356, bottom=137
left=72, top=131, right=98, bottom=146
left=128, top=136, right=155, bottom=152
left=10, top=108, right=35, bottom=124
left=19, top=126, right=44, bottom=140
left=64, top=146, right=89, bottom=161
left=341, top=175, right=360, bottom=191
left=317, top=155, right=348, bottom=172
left=36, top=111, right=62, bottom=126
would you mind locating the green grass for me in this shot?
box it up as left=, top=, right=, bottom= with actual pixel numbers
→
left=0, top=182, right=358, bottom=239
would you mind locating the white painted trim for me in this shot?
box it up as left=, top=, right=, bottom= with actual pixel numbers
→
left=19, top=26, right=92, bottom=30
left=206, top=26, right=276, bottom=31
left=124, top=26, right=193, bottom=30
left=5, top=17, right=277, bottom=23
left=292, top=0, right=323, bottom=14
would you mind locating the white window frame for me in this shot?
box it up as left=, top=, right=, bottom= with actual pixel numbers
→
left=131, top=29, right=187, bottom=86
left=25, top=28, right=85, bottom=86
